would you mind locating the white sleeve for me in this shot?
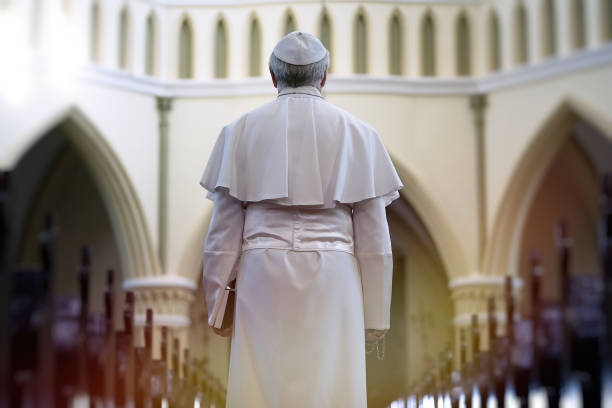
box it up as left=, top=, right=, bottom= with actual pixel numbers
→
left=202, top=190, right=245, bottom=328
left=352, top=196, right=393, bottom=330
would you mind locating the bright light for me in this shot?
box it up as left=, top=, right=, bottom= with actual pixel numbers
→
left=472, top=386, right=482, bottom=408
left=444, top=394, right=452, bottom=408
left=605, top=369, right=612, bottom=408
left=0, top=4, right=81, bottom=107
left=504, top=384, right=521, bottom=408
left=486, top=393, right=498, bottom=408
left=70, top=394, right=90, bottom=408
left=389, top=398, right=406, bottom=408
left=45, top=4, right=78, bottom=95
left=0, top=13, right=31, bottom=106
left=528, top=387, right=548, bottom=408
left=459, top=392, right=466, bottom=408
left=561, top=378, right=583, bottom=408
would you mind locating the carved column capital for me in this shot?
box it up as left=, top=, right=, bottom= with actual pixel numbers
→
left=122, top=275, right=196, bottom=359
left=123, top=275, right=196, bottom=327
left=449, top=275, right=522, bottom=327
left=448, top=275, right=522, bottom=365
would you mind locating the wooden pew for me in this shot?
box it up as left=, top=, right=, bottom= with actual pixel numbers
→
left=116, top=291, right=135, bottom=408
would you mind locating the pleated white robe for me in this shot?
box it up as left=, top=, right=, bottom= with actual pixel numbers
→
left=199, top=85, right=402, bottom=407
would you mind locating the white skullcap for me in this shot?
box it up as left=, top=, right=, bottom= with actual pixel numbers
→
left=272, top=31, right=328, bottom=65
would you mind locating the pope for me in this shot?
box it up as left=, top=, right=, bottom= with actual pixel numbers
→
left=199, top=31, right=403, bottom=407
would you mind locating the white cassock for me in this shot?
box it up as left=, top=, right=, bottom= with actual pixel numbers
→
left=199, top=85, right=403, bottom=408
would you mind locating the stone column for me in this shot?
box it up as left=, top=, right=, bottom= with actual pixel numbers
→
left=156, top=97, right=172, bottom=272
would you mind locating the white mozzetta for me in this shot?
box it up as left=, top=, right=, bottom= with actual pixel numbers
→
left=199, top=85, right=403, bottom=207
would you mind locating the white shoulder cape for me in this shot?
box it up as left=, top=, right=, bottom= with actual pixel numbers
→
left=199, top=86, right=403, bottom=208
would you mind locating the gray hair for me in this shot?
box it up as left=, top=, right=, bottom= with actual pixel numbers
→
left=268, top=52, right=330, bottom=89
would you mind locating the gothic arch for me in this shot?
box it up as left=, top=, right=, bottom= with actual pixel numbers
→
left=178, top=15, right=194, bottom=79
left=514, top=1, right=529, bottom=65
left=319, top=8, right=333, bottom=70
left=488, top=8, right=501, bottom=72
left=354, top=8, right=368, bottom=74
left=90, top=1, right=101, bottom=62
left=388, top=9, right=403, bottom=75
left=483, top=97, right=612, bottom=279
left=118, top=5, right=131, bottom=70
left=145, top=11, right=160, bottom=76
left=421, top=9, right=436, bottom=76
left=214, top=16, right=229, bottom=78
left=541, top=0, right=556, bottom=57
left=601, top=0, right=612, bottom=41
left=283, top=9, right=297, bottom=36
left=8, top=106, right=161, bottom=280
left=391, top=157, right=469, bottom=281
left=571, top=0, right=586, bottom=50
left=248, top=14, right=262, bottom=77
left=455, top=10, right=471, bottom=76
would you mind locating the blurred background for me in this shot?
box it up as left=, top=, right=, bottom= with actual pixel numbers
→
left=1, top=0, right=612, bottom=407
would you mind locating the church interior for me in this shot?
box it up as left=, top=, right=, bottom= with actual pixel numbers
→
left=1, top=0, right=612, bottom=406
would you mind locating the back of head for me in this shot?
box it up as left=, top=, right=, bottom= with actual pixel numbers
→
left=269, top=31, right=330, bottom=90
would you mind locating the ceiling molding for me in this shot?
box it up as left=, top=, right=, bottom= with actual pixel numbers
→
left=77, top=43, right=612, bottom=98
left=148, top=0, right=482, bottom=7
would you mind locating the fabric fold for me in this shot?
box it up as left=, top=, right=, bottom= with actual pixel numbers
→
left=353, top=195, right=394, bottom=330
left=199, top=86, right=403, bottom=208
left=202, top=191, right=245, bottom=328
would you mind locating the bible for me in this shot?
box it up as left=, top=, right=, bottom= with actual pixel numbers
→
left=213, top=279, right=236, bottom=330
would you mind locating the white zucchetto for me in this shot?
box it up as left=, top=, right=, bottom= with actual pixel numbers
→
left=272, top=31, right=328, bottom=65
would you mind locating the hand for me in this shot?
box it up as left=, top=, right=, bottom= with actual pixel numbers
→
left=212, top=325, right=232, bottom=337
left=365, top=329, right=387, bottom=342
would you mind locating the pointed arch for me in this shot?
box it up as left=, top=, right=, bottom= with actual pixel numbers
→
left=541, top=0, right=556, bottom=57
left=488, top=10, right=501, bottom=72
left=602, top=0, right=612, bottom=41
left=389, top=11, right=403, bottom=75
left=90, top=1, right=101, bottom=62
left=421, top=11, right=436, bottom=77
left=178, top=16, right=194, bottom=79
left=249, top=16, right=262, bottom=77
left=9, top=107, right=162, bottom=279
left=484, top=97, right=612, bottom=279
left=214, top=18, right=228, bottom=79
left=118, top=6, right=130, bottom=70
left=354, top=10, right=368, bottom=74
left=571, top=0, right=586, bottom=50
left=514, top=2, right=529, bottom=65
left=284, top=10, right=296, bottom=35
left=456, top=11, right=471, bottom=76
left=319, top=9, right=332, bottom=71
left=145, top=12, right=157, bottom=76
